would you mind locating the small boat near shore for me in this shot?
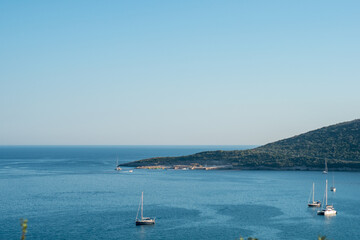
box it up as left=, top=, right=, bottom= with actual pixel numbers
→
left=115, top=158, right=122, bottom=171
left=136, top=192, right=155, bottom=225
left=323, top=159, right=328, bottom=174
left=330, top=175, right=336, bottom=192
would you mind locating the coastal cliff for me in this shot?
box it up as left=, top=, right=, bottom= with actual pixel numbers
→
left=121, top=119, right=360, bottom=170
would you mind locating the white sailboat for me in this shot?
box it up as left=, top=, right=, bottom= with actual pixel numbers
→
left=323, top=158, right=328, bottom=174
left=308, top=182, right=321, bottom=207
left=330, top=174, right=336, bottom=192
left=115, top=157, right=122, bottom=171
left=136, top=192, right=155, bottom=225
left=317, top=179, right=337, bottom=216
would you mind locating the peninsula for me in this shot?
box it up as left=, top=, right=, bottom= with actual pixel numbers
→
left=121, top=119, right=360, bottom=171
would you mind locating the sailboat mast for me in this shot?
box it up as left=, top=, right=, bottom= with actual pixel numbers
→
left=325, top=179, right=328, bottom=206
left=141, top=192, right=143, bottom=220
left=325, top=159, right=328, bottom=172
left=312, top=182, right=315, bottom=203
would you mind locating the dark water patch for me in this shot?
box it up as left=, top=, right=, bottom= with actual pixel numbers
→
left=212, top=204, right=283, bottom=224
left=135, top=205, right=205, bottom=234
left=146, top=226, right=253, bottom=240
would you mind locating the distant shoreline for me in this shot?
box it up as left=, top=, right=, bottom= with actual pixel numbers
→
left=125, top=164, right=360, bottom=172
left=121, top=119, right=360, bottom=171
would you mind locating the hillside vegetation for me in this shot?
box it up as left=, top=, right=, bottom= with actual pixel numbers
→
left=121, top=119, right=360, bottom=170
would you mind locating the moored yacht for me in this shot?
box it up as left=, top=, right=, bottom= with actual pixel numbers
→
left=135, top=192, right=155, bottom=225
left=318, top=204, right=337, bottom=216
left=330, top=175, right=336, bottom=192
left=308, top=182, right=321, bottom=207
left=317, top=179, right=337, bottom=216
left=323, top=158, right=328, bottom=174
left=115, top=158, right=122, bottom=171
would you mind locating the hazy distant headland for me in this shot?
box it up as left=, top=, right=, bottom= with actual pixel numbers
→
left=121, top=119, right=360, bottom=171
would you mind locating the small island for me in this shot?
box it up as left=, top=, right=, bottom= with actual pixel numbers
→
left=121, top=119, right=360, bottom=171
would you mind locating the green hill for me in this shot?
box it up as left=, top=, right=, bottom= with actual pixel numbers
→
left=121, top=119, right=360, bottom=170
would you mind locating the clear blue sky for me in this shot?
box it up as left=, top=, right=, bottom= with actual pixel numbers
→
left=1, top=0, right=359, bottom=145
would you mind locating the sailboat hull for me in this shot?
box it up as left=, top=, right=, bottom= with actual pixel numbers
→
left=136, top=219, right=155, bottom=225
left=308, top=202, right=321, bottom=207
left=324, top=210, right=337, bottom=216
left=317, top=209, right=337, bottom=216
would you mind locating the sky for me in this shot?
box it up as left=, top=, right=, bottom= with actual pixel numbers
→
left=1, top=0, right=359, bottom=145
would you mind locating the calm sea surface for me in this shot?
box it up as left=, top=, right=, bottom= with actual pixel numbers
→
left=1, top=146, right=359, bottom=240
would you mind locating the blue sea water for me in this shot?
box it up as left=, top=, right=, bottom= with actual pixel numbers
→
left=0, top=146, right=359, bottom=240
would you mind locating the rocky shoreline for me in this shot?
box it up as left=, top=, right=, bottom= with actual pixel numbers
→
left=135, top=164, right=233, bottom=170
left=132, top=164, right=360, bottom=171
